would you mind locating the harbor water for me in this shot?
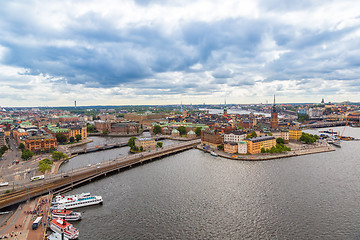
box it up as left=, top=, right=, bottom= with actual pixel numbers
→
left=59, top=127, right=360, bottom=239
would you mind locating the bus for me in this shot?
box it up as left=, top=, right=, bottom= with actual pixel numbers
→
left=0, top=182, right=9, bottom=187
left=32, top=216, right=42, bottom=230
left=30, top=175, right=44, bottom=181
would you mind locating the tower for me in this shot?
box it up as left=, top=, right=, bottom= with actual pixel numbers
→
left=223, top=99, right=227, bottom=116
left=74, top=100, right=77, bottom=108
left=270, top=95, right=278, bottom=129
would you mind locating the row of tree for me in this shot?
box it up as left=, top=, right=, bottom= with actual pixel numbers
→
left=300, top=133, right=319, bottom=144
left=55, top=133, right=82, bottom=144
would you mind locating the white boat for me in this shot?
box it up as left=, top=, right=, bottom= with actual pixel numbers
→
left=49, top=218, right=79, bottom=239
left=210, top=151, right=218, bottom=157
left=52, top=193, right=103, bottom=210
left=47, top=232, right=69, bottom=240
left=51, top=209, right=82, bottom=221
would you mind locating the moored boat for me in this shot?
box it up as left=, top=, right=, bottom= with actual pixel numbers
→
left=210, top=151, right=218, bottom=157
left=52, top=193, right=103, bottom=210
left=51, top=209, right=82, bottom=221
left=49, top=218, right=79, bottom=239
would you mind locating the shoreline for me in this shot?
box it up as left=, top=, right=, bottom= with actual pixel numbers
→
left=197, top=142, right=335, bottom=161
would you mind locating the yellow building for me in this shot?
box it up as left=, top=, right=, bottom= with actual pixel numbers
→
left=69, top=126, right=87, bottom=140
left=224, top=142, right=238, bottom=154
left=135, top=137, right=156, bottom=151
left=289, top=128, right=302, bottom=141
left=245, top=136, right=276, bottom=154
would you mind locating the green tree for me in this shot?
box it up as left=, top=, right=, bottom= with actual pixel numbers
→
left=102, top=130, right=109, bottom=135
left=69, top=136, right=75, bottom=143
left=52, top=151, right=68, bottom=161
left=299, top=133, right=318, bottom=144
left=153, top=125, right=162, bottom=134
left=1, top=145, right=8, bottom=152
left=246, top=131, right=257, bottom=139
left=276, top=138, right=285, bottom=144
left=217, top=144, right=224, bottom=150
left=75, top=134, right=82, bottom=142
left=55, top=133, right=67, bottom=144
left=128, top=137, right=137, bottom=148
left=261, top=147, right=266, bottom=153
left=19, top=143, right=25, bottom=151
left=298, top=113, right=310, bottom=122
left=38, top=158, right=53, bottom=173
left=140, top=146, right=144, bottom=152
left=157, top=142, right=163, bottom=148
left=195, top=127, right=202, bottom=137
left=177, top=126, right=186, bottom=135
left=21, top=149, right=34, bottom=160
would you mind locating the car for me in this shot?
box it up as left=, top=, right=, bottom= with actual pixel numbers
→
left=63, top=174, right=69, bottom=178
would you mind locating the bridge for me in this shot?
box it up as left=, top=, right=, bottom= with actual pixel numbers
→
left=300, top=121, right=347, bottom=129
left=0, top=139, right=200, bottom=209
left=70, top=136, right=167, bottom=155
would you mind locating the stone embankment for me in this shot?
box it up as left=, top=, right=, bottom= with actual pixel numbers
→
left=198, top=141, right=335, bottom=161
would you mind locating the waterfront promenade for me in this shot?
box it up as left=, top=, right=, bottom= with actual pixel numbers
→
left=198, top=140, right=335, bottom=161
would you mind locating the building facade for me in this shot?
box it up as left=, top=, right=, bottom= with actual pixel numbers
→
left=224, top=142, right=237, bottom=154
left=0, top=129, right=5, bottom=148
left=201, top=130, right=223, bottom=149
left=238, top=141, right=247, bottom=154
left=134, top=138, right=156, bottom=151
left=289, top=128, right=302, bottom=141
left=245, top=136, right=276, bottom=154
left=25, top=135, right=57, bottom=153
left=223, top=131, right=246, bottom=143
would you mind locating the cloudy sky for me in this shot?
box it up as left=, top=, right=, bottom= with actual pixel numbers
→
left=0, top=0, right=360, bottom=107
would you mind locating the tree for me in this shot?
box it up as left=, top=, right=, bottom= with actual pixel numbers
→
left=298, top=113, right=310, bottom=122
left=1, top=145, right=8, bottom=152
left=21, top=149, right=34, bottom=160
left=300, top=133, right=318, bottom=144
left=261, top=147, right=266, bottom=153
left=177, top=126, right=186, bottom=135
left=140, top=146, right=144, bottom=152
left=128, top=137, right=137, bottom=148
left=75, top=134, right=82, bottom=142
left=157, top=142, right=163, bottom=148
left=102, top=130, right=109, bottom=135
left=87, top=124, right=96, bottom=133
left=195, top=127, right=202, bottom=137
left=153, top=125, right=162, bottom=134
left=69, top=136, right=75, bottom=143
left=276, top=138, right=285, bottom=144
left=217, top=144, right=224, bottom=150
left=55, top=133, right=67, bottom=144
left=246, top=131, right=257, bottom=139
left=52, top=151, right=68, bottom=161
left=19, top=143, right=25, bottom=151
left=38, top=158, right=53, bottom=173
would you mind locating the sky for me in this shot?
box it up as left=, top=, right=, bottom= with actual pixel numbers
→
left=0, top=0, right=360, bottom=107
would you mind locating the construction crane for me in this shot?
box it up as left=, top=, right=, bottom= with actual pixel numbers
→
left=340, top=119, right=349, bottom=140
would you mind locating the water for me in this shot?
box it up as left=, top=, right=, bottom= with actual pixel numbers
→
left=61, top=127, right=360, bottom=239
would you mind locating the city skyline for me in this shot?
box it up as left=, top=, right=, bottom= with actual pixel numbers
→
left=1, top=0, right=360, bottom=106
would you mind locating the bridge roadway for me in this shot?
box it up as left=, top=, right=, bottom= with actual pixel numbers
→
left=0, top=139, right=200, bottom=209
left=300, top=121, right=346, bottom=129
left=70, top=135, right=167, bottom=155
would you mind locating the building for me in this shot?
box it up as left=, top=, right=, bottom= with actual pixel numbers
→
left=289, top=128, right=302, bottom=141
left=44, top=124, right=69, bottom=139
left=25, top=135, right=57, bottom=153
left=171, top=129, right=180, bottom=137
left=0, top=129, right=5, bottom=148
left=223, top=131, right=246, bottom=143
left=223, top=101, right=227, bottom=116
left=224, top=142, right=237, bottom=154
left=134, top=137, right=156, bottom=151
left=281, top=129, right=289, bottom=143
left=270, top=95, right=278, bottom=129
left=244, top=136, right=276, bottom=154
left=69, top=126, right=87, bottom=140
left=201, top=129, right=223, bottom=149
left=187, top=130, right=196, bottom=139
left=238, top=141, right=247, bottom=154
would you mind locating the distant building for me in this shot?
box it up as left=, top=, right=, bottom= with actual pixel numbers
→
left=223, top=131, right=246, bottom=143
left=201, top=129, right=222, bottom=149
left=187, top=130, right=196, bottom=139
left=0, top=129, right=5, bottom=148
left=224, top=142, right=237, bottom=154
left=25, top=135, right=57, bottom=153
left=238, top=141, right=247, bottom=154
left=270, top=96, right=278, bottom=129
left=134, top=137, right=155, bottom=151
left=69, top=126, right=87, bottom=140
left=289, top=128, right=302, bottom=141
left=244, top=136, right=276, bottom=154
left=281, top=129, right=289, bottom=143
left=171, top=129, right=180, bottom=137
